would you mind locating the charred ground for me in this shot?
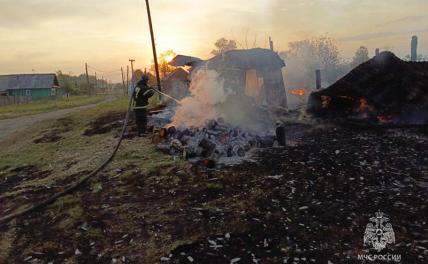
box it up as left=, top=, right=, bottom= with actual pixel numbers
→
left=1, top=103, right=427, bottom=264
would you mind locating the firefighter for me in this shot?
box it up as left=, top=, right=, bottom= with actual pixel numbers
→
left=133, top=75, right=155, bottom=136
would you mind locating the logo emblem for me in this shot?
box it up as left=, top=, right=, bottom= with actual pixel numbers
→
left=364, top=211, right=395, bottom=252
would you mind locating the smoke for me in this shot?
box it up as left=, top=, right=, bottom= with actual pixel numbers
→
left=169, top=68, right=274, bottom=133
left=279, top=37, right=352, bottom=109
left=169, top=69, right=230, bottom=128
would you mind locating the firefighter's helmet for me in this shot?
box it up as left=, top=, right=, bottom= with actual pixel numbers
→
left=137, top=74, right=150, bottom=86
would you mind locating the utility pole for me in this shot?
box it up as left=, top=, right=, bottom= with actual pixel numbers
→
left=126, top=65, right=129, bottom=89
left=85, top=63, right=90, bottom=96
left=121, top=67, right=126, bottom=95
left=145, top=0, right=162, bottom=92
left=94, top=72, right=98, bottom=92
left=129, top=59, right=135, bottom=90
left=316, top=69, right=322, bottom=90
left=411, top=35, right=418, bottom=62
left=269, top=37, right=274, bottom=51
left=101, top=76, right=104, bottom=92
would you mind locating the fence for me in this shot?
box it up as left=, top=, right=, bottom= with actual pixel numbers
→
left=0, top=96, right=57, bottom=106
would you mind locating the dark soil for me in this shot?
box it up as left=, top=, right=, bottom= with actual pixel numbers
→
left=2, top=125, right=427, bottom=263
left=0, top=170, right=88, bottom=218
left=0, top=166, right=51, bottom=194
left=33, top=118, right=74, bottom=143
left=83, top=111, right=127, bottom=136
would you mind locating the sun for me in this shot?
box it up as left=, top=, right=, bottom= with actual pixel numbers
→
left=163, top=54, right=175, bottom=63
left=159, top=50, right=177, bottom=63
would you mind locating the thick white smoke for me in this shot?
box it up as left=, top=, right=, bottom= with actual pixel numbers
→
left=169, top=68, right=274, bottom=133
left=169, top=69, right=231, bottom=128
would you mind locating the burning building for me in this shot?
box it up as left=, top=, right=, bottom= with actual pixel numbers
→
left=150, top=48, right=288, bottom=165
left=170, top=48, right=288, bottom=109
left=307, top=51, right=428, bottom=125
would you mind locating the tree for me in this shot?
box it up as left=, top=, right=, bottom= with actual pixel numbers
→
left=280, top=36, right=347, bottom=89
left=150, top=50, right=177, bottom=78
left=211, top=38, right=237, bottom=56
left=351, top=46, right=369, bottom=67
left=403, top=54, right=427, bottom=62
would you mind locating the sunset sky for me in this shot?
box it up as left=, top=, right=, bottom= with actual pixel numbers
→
left=0, top=0, right=427, bottom=82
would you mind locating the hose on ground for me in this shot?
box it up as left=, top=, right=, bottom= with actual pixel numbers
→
left=0, top=95, right=134, bottom=226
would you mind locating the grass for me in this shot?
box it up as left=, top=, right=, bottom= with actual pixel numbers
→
left=0, top=95, right=106, bottom=120
left=0, top=95, right=184, bottom=185
left=0, top=98, right=126, bottom=168
left=0, top=95, right=191, bottom=263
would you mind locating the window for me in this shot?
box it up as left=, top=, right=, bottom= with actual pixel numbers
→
left=25, top=89, right=31, bottom=96
left=51, top=88, right=56, bottom=96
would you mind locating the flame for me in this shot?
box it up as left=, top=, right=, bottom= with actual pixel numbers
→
left=377, top=115, right=391, bottom=124
left=321, top=95, right=331, bottom=108
left=357, top=98, right=375, bottom=112
left=290, top=88, right=306, bottom=96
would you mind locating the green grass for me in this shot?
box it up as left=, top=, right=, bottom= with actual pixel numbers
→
left=0, top=96, right=184, bottom=181
left=0, top=95, right=106, bottom=120
left=0, top=97, right=128, bottom=169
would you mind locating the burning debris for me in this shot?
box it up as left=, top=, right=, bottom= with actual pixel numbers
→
left=308, top=51, right=428, bottom=125
left=155, top=119, right=276, bottom=166
left=147, top=66, right=285, bottom=166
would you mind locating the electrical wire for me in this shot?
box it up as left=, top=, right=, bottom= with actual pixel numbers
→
left=87, top=65, right=122, bottom=74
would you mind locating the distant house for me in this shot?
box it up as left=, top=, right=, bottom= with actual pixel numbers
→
left=0, top=73, right=62, bottom=98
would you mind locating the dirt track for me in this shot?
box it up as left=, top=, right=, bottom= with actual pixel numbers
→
left=0, top=97, right=115, bottom=141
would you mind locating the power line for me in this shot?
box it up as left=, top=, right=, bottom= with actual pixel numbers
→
left=87, top=65, right=121, bottom=74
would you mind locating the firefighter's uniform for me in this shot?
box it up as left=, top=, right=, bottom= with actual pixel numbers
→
left=133, top=76, right=155, bottom=136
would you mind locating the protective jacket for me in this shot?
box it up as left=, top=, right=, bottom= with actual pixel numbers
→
left=133, top=84, right=154, bottom=107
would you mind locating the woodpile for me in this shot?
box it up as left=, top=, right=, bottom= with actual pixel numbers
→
left=155, top=120, right=275, bottom=165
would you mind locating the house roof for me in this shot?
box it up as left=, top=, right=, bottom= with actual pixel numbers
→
left=206, top=48, right=285, bottom=70
left=0, top=74, right=59, bottom=92
left=163, top=68, right=189, bottom=82
left=169, top=55, right=203, bottom=67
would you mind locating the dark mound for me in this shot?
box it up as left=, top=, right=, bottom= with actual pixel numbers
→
left=83, top=111, right=125, bottom=136
left=307, top=52, right=428, bottom=124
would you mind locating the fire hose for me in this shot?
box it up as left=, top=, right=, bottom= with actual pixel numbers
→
left=0, top=86, right=183, bottom=226
left=152, top=87, right=182, bottom=105
left=0, top=95, right=135, bottom=226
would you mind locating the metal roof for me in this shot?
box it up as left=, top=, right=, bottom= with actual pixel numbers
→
left=0, top=74, right=59, bottom=92
left=169, top=55, right=203, bottom=67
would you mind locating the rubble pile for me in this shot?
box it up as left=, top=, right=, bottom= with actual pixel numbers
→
left=308, top=51, right=428, bottom=125
left=155, top=120, right=275, bottom=165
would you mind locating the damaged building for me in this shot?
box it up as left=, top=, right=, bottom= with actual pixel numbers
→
left=170, top=48, right=288, bottom=108
left=161, top=67, right=190, bottom=104
left=307, top=51, right=428, bottom=125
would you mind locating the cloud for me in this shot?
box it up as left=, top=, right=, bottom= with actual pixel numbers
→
left=338, top=29, right=428, bottom=42
left=377, top=15, right=427, bottom=27
left=0, top=0, right=122, bottom=29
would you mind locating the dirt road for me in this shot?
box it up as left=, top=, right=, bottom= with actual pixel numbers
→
left=0, top=97, right=115, bottom=140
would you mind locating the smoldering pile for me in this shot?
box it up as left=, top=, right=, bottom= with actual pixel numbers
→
left=307, top=51, right=428, bottom=125
left=155, top=119, right=275, bottom=166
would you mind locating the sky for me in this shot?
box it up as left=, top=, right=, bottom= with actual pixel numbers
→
left=0, top=0, right=427, bottom=82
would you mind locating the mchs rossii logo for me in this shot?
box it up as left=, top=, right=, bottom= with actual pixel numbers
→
left=358, top=211, right=402, bottom=263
